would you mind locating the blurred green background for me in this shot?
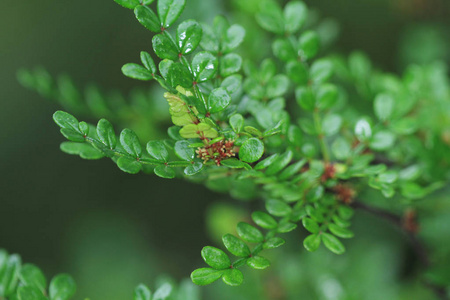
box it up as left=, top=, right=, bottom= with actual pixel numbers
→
left=1, top=0, right=449, bottom=299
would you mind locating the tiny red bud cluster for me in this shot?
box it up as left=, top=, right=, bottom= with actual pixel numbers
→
left=196, top=139, right=236, bottom=166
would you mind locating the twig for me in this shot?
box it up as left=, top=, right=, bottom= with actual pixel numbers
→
left=351, top=201, right=449, bottom=300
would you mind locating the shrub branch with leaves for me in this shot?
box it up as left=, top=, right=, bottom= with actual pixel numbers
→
left=5, top=0, right=450, bottom=299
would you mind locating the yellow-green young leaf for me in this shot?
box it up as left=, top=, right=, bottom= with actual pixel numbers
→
left=158, top=0, right=186, bottom=28
left=140, top=51, right=157, bottom=74
left=117, top=157, right=142, bottom=174
left=152, top=34, right=179, bottom=60
left=114, top=0, right=140, bottom=9
left=302, top=218, right=320, bottom=234
left=303, top=234, right=321, bottom=252
left=17, top=286, right=47, bottom=300
left=134, top=6, right=160, bottom=33
left=284, top=1, right=307, bottom=33
left=251, top=211, right=277, bottom=229
left=179, top=123, right=218, bottom=139
left=329, top=224, right=354, bottom=239
left=154, top=165, right=176, bottom=179
left=239, top=138, right=264, bottom=163
left=236, top=222, right=264, bottom=243
left=192, top=52, right=218, bottom=82
left=191, top=268, right=223, bottom=286
left=177, top=20, right=202, bottom=55
left=19, top=264, right=47, bottom=294
left=263, top=237, right=285, bottom=249
left=222, top=234, right=251, bottom=257
left=208, top=88, right=231, bottom=113
left=60, top=142, right=104, bottom=160
left=322, top=233, right=345, bottom=254
left=49, top=274, right=76, bottom=300
left=122, top=63, right=153, bottom=81
left=146, top=141, right=169, bottom=162
left=133, top=284, right=151, bottom=300
left=246, top=256, right=270, bottom=270
left=221, top=269, right=243, bottom=286
left=266, top=199, right=292, bottom=217
left=201, top=246, right=231, bottom=270
left=299, top=30, right=320, bottom=60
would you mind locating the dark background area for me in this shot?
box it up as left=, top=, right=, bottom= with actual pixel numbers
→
left=1, top=0, right=449, bottom=299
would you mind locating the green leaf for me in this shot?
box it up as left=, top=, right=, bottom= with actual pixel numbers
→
left=378, top=170, right=398, bottom=184
left=146, top=141, right=169, bottom=162
left=221, top=158, right=249, bottom=169
left=17, top=286, right=47, bottom=300
left=134, top=284, right=151, bottom=300
left=208, top=88, right=231, bottom=113
left=97, top=119, right=117, bottom=149
left=265, top=150, right=293, bottom=175
left=159, top=59, right=173, bottom=80
left=1, top=254, right=21, bottom=297
left=322, top=114, right=342, bottom=136
left=229, top=114, right=244, bottom=134
left=154, top=165, right=176, bottom=179
left=277, top=222, right=297, bottom=233
left=278, top=159, right=306, bottom=180
left=256, top=1, right=284, bottom=35
left=247, top=256, right=270, bottom=270
left=152, top=34, right=179, bottom=60
left=114, top=0, right=140, bottom=9
left=117, top=157, right=142, bottom=174
left=60, top=142, right=104, bottom=160
left=174, top=140, right=194, bottom=161
left=221, top=269, right=243, bottom=286
left=284, top=1, right=307, bottom=33
left=272, top=38, right=296, bottom=62
left=53, top=111, right=80, bottom=132
left=302, top=218, right=320, bottom=234
left=141, top=51, right=157, bottom=75
left=370, top=131, right=396, bottom=150
left=316, top=84, right=338, bottom=110
left=295, top=87, right=315, bottom=111
left=266, top=199, right=292, bottom=217
left=263, top=237, right=285, bottom=249
left=122, top=63, right=153, bottom=81
left=167, top=62, right=193, bottom=88
left=153, top=283, right=172, bottom=300
left=239, top=138, right=264, bottom=163
left=400, top=182, right=426, bottom=199
left=236, top=222, right=264, bottom=243
left=184, top=162, right=203, bottom=176
left=120, top=129, right=142, bottom=158
left=251, top=211, right=277, bottom=229
left=331, top=137, right=351, bottom=160
left=177, top=20, right=202, bottom=55
left=221, top=74, right=242, bottom=94
left=190, top=268, right=223, bottom=286
left=220, top=53, right=242, bottom=77
left=254, top=153, right=278, bottom=170
left=322, top=233, right=345, bottom=254
left=60, top=128, right=85, bottom=142
left=158, top=0, right=186, bottom=28
left=310, top=59, right=333, bottom=83
left=222, top=25, right=245, bottom=52
left=354, top=119, right=372, bottom=141
left=266, top=74, right=289, bottom=98
left=299, top=30, right=320, bottom=60
left=135, top=5, right=160, bottom=33
left=374, top=93, right=394, bottom=121
left=49, top=274, right=76, bottom=300
left=303, top=234, right=321, bottom=252
left=286, top=60, right=308, bottom=85
left=328, top=224, right=354, bottom=239
left=222, top=234, right=251, bottom=257
left=192, top=52, right=217, bottom=82
left=19, top=264, right=47, bottom=294
left=201, top=246, right=231, bottom=270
